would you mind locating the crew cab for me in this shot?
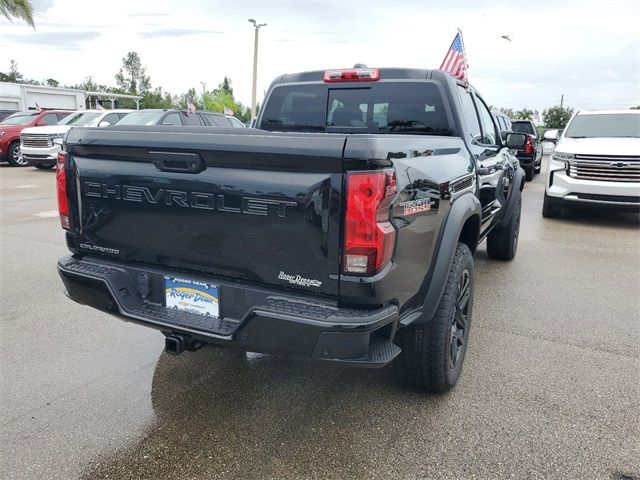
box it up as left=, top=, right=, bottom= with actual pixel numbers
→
left=542, top=110, right=640, bottom=216
left=21, top=109, right=132, bottom=169
left=57, top=68, right=526, bottom=392
left=511, top=120, right=542, bottom=180
left=0, top=110, right=71, bottom=167
left=114, top=109, right=243, bottom=128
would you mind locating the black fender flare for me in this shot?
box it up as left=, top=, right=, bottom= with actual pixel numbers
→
left=403, top=193, right=482, bottom=326
left=497, top=166, right=525, bottom=227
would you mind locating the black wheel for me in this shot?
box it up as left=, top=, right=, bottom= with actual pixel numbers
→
left=487, top=193, right=521, bottom=260
left=394, top=243, right=474, bottom=393
left=524, top=165, right=534, bottom=181
left=542, top=191, right=560, bottom=218
left=34, top=163, right=55, bottom=170
left=7, top=142, right=28, bottom=167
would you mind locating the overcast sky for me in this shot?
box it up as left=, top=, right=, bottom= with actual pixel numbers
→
left=1, top=0, right=638, bottom=112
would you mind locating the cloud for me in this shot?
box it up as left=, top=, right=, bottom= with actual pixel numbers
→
left=139, top=29, right=223, bottom=39
left=2, top=31, right=100, bottom=50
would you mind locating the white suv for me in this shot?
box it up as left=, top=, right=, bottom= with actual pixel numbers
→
left=20, top=109, right=132, bottom=169
left=542, top=109, right=640, bottom=217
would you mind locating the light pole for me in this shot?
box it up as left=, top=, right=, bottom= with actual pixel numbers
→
left=248, top=18, right=266, bottom=120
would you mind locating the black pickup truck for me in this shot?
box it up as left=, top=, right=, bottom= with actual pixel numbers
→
left=56, top=67, right=526, bottom=392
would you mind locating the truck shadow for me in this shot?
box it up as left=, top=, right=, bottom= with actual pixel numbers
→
left=546, top=207, right=639, bottom=229
left=82, top=346, right=442, bottom=479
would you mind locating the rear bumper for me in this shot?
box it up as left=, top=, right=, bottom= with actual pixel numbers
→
left=57, top=255, right=400, bottom=367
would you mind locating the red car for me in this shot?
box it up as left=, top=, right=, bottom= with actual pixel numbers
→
left=0, top=110, right=71, bottom=167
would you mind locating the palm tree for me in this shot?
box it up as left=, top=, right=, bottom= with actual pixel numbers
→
left=515, top=109, right=534, bottom=120
left=1, top=0, right=34, bottom=27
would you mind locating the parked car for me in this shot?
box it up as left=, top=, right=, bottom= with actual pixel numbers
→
left=511, top=120, right=543, bottom=181
left=21, top=109, right=132, bottom=169
left=542, top=109, right=640, bottom=217
left=56, top=67, right=526, bottom=393
left=115, top=109, right=242, bottom=127
left=0, top=110, right=71, bottom=167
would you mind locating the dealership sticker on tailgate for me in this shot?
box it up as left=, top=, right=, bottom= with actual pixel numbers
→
left=165, top=277, right=219, bottom=317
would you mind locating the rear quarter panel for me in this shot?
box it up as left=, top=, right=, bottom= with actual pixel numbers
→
left=340, top=135, right=475, bottom=311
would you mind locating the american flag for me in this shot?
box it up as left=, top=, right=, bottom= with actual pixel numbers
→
left=440, top=32, right=468, bottom=83
left=223, top=107, right=234, bottom=116
left=187, top=98, right=196, bottom=114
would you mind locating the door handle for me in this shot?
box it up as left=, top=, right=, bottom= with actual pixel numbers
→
left=149, top=151, right=204, bottom=174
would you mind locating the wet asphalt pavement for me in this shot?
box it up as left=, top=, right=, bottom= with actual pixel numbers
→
left=1, top=157, right=639, bottom=480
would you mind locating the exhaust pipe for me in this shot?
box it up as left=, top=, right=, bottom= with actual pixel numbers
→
left=164, top=333, right=207, bottom=355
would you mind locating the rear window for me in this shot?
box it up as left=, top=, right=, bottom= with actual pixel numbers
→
left=60, top=112, right=101, bottom=126
left=511, top=122, right=535, bottom=135
left=565, top=114, right=640, bottom=138
left=202, top=114, right=231, bottom=127
left=260, top=82, right=450, bottom=135
left=116, top=111, right=165, bottom=126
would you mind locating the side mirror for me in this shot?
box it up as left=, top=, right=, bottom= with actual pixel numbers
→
left=505, top=132, right=527, bottom=149
left=543, top=129, right=559, bottom=143
left=98, top=121, right=111, bottom=127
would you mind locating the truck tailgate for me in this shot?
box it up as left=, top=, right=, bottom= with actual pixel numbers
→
left=65, top=127, right=346, bottom=296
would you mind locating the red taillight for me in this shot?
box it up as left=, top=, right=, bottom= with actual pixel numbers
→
left=324, top=68, right=380, bottom=83
left=56, top=151, right=69, bottom=230
left=523, top=135, right=534, bottom=153
left=343, top=170, right=396, bottom=275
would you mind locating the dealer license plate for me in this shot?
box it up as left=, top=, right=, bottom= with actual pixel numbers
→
left=164, top=277, right=219, bottom=318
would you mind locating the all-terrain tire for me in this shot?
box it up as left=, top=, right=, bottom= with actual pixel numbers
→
left=487, top=194, right=521, bottom=260
left=394, top=243, right=474, bottom=393
left=524, top=165, right=534, bottom=181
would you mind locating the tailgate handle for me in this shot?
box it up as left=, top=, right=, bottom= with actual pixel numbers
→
left=149, top=151, right=204, bottom=174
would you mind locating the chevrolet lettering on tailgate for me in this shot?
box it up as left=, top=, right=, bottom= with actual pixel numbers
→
left=83, top=182, right=297, bottom=217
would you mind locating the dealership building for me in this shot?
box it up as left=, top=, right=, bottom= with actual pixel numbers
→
left=0, top=82, right=140, bottom=111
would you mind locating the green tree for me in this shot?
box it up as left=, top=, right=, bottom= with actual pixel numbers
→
left=0, top=0, right=34, bottom=27
left=45, top=78, right=59, bottom=87
left=631, top=106, right=640, bottom=110
left=0, top=59, right=24, bottom=82
left=543, top=105, right=574, bottom=128
left=140, top=87, right=174, bottom=109
left=498, top=107, right=514, bottom=118
left=180, top=87, right=198, bottom=109
left=115, top=52, right=151, bottom=95
left=215, top=76, right=234, bottom=96
left=515, top=109, right=534, bottom=120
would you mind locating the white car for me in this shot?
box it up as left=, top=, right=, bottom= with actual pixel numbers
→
left=20, top=109, right=132, bottom=169
left=542, top=109, right=640, bottom=217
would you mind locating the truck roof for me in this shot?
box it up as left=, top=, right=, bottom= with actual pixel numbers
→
left=576, top=109, right=640, bottom=115
left=271, top=68, right=465, bottom=88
